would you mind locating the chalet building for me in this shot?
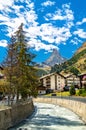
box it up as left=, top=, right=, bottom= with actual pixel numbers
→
left=39, top=72, right=86, bottom=94
left=38, top=86, right=46, bottom=95
left=65, top=74, right=80, bottom=88
left=78, top=73, right=86, bottom=88
left=39, top=72, right=66, bottom=92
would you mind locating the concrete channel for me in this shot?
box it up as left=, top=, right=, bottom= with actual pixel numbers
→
left=9, top=102, right=86, bottom=130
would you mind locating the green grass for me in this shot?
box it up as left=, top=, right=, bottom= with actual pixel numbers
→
left=56, top=91, right=70, bottom=96
left=76, top=89, right=86, bottom=97
left=45, top=90, right=86, bottom=97
left=45, top=91, right=70, bottom=96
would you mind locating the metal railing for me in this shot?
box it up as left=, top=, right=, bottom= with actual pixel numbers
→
left=0, top=97, right=32, bottom=107
left=38, top=95, right=86, bottom=103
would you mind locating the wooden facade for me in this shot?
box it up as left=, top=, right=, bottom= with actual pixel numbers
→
left=78, top=73, right=86, bottom=88
left=65, top=74, right=80, bottom=88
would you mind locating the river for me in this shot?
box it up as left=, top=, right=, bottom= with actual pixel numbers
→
left=9, top=103, right=86, bottom=130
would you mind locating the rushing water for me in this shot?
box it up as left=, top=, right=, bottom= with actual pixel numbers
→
left=9, top=103, right=86, bottom=130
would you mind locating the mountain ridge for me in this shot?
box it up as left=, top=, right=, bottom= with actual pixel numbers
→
left=36, top=41, right=86, bottom=77
left=75, top=42, right=86, bottom=55
left=50, top=41, right=86, bottom=74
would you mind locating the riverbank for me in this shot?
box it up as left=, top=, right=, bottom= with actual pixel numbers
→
left=9, top=103, right=86, bottom=130
left=34, top=97, right=86, bottom=124
left=0, top=99, right=34, bottom=130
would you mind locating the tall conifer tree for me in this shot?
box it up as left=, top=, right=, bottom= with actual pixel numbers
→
left=4, top=23, right=38, bottom=103
left=3, top=35, right=17, bottom=104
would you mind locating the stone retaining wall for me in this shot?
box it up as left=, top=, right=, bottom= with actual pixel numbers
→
left=34, top=97, right=86, bottom=123
left=0, top=100, right=34, bottom=130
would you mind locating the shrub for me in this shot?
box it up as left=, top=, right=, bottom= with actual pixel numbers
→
left=20, top=88, right=28, bottom=100
left=69, top=85, right=76, bottom=95
left=77, top=89, right=86, bottom=97
left=81, top=92, right=86, bottom=97
left=78, top=89, right=83, bottom=96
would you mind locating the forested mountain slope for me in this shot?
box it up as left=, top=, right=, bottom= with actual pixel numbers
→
left=51, top=42, right=86, bottom=75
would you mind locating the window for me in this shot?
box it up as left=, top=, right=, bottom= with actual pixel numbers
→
left=58, top=80, right=60, bottom=82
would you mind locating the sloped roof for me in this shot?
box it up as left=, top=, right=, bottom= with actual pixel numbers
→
left=78, top=73, right=86, bottom=76
left=40, top=71, right=65, bottom=79
left=65, top=73, right=79, bottom=78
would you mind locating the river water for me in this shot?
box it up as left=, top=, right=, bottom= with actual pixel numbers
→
left=9, top=103, right=86, bottom=130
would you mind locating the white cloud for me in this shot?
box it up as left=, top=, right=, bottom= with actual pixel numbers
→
left=39, top=24, right=71, bottom=44
left=0, top=14, right=9, bottom=22
left=74, top=29, right=86, bottom=39
left=83, top=18, right=86, bottom=23
left=0, top=0, right=85, bottom=52
left=27, top=23, right=72, bottom=46
left=41, top=1, right=55, bottom=7
left=70, top=38, right=82, bottom=45
left=0, top=0, right=14, bottom=10
left=27, top=38, right=58, bottom=51
left=0, top=0, right=38, bottom=35
left=0, top=40, right=8, bottom=47
left=0, top=2, right=72, bottom=50
left=76, top=18, right=86, bottom=25
left=45, top=3, right=74, bottom=20
left=44, top=3, right=74, bottom=29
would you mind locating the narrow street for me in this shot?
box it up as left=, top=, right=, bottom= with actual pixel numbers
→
left=9, top=103, right=86, bottom=130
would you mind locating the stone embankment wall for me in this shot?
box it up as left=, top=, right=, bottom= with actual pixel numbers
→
left=34, top=97, right=86, bottom=123
left=0, top=100, right=34, bottom=130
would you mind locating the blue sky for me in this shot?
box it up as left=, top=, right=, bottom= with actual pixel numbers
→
left=0, top=0, right=86, bottom=63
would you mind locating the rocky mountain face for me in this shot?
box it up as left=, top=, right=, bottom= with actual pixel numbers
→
left=43, top=49, right=66, bottom=66
left=37, top=42, right=86, bottom=76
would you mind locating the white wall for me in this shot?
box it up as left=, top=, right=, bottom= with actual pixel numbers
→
left=38, top=90, right=46, bottom=95
left=51, top=75, right=55, bottom=90
left=43, top=78, right=46, bottom=87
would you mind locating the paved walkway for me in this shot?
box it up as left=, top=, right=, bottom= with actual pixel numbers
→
left=9, top=103, right=86, bottom=130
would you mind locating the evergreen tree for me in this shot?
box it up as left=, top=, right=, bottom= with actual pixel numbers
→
left=69, top=85, right=76, bottom=96
left=3, top=35, right=17, bottom=105
left=4, top=23, right=38, bottom=103
left=70, top=67, right=80, bottom=75
left=14, top=23, right=38, bottom=100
